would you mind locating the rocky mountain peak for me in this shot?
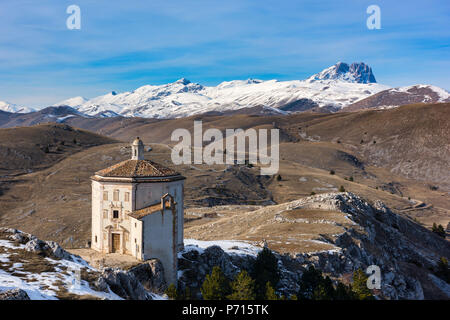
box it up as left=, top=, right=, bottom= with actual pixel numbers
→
left=309, top=62, right=377, bottom=84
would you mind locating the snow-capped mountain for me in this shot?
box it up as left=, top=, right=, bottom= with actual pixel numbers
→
left=55, top=96, right=88, bottom=108
left=0, top=101, right=34, bottom=113
left=307, top=62, right=376, bottom=84
left=56, top=62, right=390, bottom=118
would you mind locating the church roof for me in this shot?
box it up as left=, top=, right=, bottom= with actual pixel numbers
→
left=128, top=200, right=174, bottom=220
left=95, top=159, right=180, bottom=178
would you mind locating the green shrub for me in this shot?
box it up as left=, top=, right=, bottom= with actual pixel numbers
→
left=165, top=283, right=179, bottom=300
left=432, top=223, right=446, bottom=238
left=265, top=282, right=278, bottom=300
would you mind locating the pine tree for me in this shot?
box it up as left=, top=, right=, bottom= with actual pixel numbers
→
left=251, top=247, right=280, bottom=299
left=227, top=270, right=256, bottom=300
left=201, top=266, right=231, bottom=300
left=352, top=268, right=374, bottom=300
left=297, top=266, right=324, bottom=299
left=339, top=185, right=346, bottom=192
left=298, top=266, right=356, bottom=300
left=265, top=282, right=278, bottom=300
left=312, top=276, right=335, bottom=300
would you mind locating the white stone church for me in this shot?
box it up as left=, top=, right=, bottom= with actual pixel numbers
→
left=91, top=137, right=185, bottom=285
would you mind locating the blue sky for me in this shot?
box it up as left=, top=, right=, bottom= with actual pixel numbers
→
left=0, top=0, right=449, bottom=108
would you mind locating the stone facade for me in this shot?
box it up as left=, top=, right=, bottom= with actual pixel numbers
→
left=91, top=138, right=185, bottom=285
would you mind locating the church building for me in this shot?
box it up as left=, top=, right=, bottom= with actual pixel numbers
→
left=91, top=137, right=185, bottom=285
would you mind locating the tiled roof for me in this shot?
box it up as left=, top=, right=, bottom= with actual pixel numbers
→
left=95, top=159, right=180, bottom=178
left=128, top=201, right=174, bottom=220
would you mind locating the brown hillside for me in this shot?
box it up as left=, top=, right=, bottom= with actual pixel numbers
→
left=0, top=123, right=116, bottom=175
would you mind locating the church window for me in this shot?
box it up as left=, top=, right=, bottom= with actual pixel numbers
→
left=113, top=190, right=119, bottom=201
left=125, top=192, right=130, bottom=202
left=113, top=210, right=119, bottom=219
left=103, top=191, right=108, bottom=201
left=103, top=209, right=108, bottom=219
left=95, top=235, right=97, bottom=243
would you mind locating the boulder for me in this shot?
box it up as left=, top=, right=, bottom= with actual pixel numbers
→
left=127, top=259, right=166, bottom=294
left=100, top=268, right=152, bottom=300
left=0, top=289, right=30, bottom=300
left=24, top=238, right=49, bottom=253
left=45, top=241, right=72, bottom=260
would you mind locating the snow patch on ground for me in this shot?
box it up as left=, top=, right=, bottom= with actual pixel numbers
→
left=0, top=238, right=121, bottom=300
left=183, top=239, right=261, bottom=257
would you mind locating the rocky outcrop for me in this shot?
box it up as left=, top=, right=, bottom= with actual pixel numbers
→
left=94, top=260, right=167, bottom=300
left=96, top=268, right=152, bottom=300
left=2, top=227, right=77, bottom=262
left=0, top=289, right=30, bottom=300
left=283, top=193, right=449, bottom=299
left=177, top=193, right=450, bottom=300
left=127, top=259, right=167, bottom=294
left=0, top=228, right=165, bottom=300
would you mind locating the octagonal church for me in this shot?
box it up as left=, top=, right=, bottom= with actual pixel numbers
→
left=91, top=137, right=185, bottom=285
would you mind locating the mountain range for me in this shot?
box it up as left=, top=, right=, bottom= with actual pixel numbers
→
left=1, top=62, right=449, bottom=119
left=0, top=101, right=34, bottom=114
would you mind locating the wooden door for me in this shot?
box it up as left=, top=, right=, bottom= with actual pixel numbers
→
left=112, top=234, right=120, bottom=253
